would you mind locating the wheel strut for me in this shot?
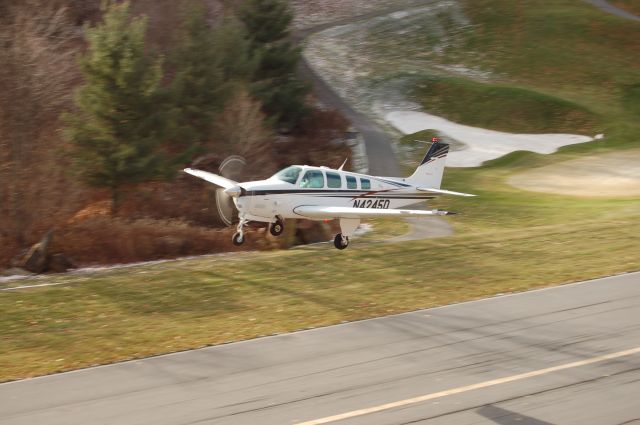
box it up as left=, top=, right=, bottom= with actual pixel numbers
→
left=233, top=217, right=248, bottom=246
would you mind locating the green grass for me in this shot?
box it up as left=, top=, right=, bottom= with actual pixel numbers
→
left=411, top=76, right=598, bottom=134
left=623, top=83, right=640, bottom=118
left=453, top=0, right=640, bottom=99
left=2, top=212, right=639, bottom=382
left=2, top=0, right=640, bottom=381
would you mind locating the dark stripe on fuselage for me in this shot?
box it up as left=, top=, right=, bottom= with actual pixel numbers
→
left=242, top=189, right=433, bottom=197
left=245, top=189, right=412, bottom=196
left=246, top=189, right=365, bottom=196
left=244, top=189, right=434, bottom=200
left=378, top=178, right=411, bottom=187
left=306, top=194, right=435, bottom=200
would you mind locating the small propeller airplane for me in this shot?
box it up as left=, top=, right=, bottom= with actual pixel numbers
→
left=184, top=140, right=475, bottom=249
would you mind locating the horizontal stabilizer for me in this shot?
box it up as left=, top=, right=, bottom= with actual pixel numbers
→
left=184, top=168, right=238, bottom=190
left=294, top=205, right=454, bottom=219
left=417, top=187, right=476, bottom=197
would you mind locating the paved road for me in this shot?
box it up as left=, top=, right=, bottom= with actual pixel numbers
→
left=297, top=52, right=401, bottom=177
left=298, top=58, right=399, bottom=177
left=295, top=0, right=439, bottom=176
left=2, top=272, right=639, bottom=425
left=296, top=1, right=453, bottom=239
left=583, top=0, right=640, bottom=21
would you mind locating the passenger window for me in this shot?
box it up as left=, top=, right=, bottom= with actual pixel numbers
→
left=326, top=172, right=342, bottom=188
left=361, top=178, right=371, bottom=190
left=346, top=176, right=357, bottom=189
left=299, top=170, right=325, bottom=188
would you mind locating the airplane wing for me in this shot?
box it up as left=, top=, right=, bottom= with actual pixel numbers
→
left=184, top=168, right=238, bottom=190
left=417, top=187, right=476, bottom=197
left=293, top=206, right=455, bottom=219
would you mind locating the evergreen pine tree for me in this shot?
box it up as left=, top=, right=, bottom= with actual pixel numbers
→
left=239, top=0, right=309, bottom=129
left=213, top=17, right=255, bottom=84
left=168, top=3, right=255, bottom=157
left=65, top=1, right=167, bottom=212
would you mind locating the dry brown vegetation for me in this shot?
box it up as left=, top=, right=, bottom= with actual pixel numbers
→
left=0, top=1, right=351, bottom=270
left=53, top=217, right=258, bottom=265
left=0, top=1, right=87, bottom=265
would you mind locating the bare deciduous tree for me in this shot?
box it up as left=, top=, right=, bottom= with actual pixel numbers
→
left=212, top=88, right=279, bottom=178
left=0, top=2, right=80, bottom=245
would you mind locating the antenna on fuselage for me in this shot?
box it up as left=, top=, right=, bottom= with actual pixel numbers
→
left=338, top=158, right=348, bottom=171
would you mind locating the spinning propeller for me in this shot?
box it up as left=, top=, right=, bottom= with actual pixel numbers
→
left=214, top=155, right=246, bottom=226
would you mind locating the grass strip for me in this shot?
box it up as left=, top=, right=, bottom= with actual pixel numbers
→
left=1, top=215, right=639, bottom=382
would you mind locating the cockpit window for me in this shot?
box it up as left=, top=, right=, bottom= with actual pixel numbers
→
left=274, top=166, right=301, bottom=184
left=300, top=170, right=325, bottom=188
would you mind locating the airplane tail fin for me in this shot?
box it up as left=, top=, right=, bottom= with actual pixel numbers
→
left=405, top=141, right=450, bottom=189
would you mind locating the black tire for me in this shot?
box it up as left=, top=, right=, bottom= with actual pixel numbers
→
left=232, top=232, right=244, bottom=246
left=333, top=233, right=349, bottom=250
left=270, top=220, right=284, bottom=236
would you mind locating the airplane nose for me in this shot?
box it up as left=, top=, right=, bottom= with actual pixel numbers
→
left=224, top=186, right=243, bottom=198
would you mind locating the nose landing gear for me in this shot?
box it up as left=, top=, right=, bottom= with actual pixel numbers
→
left=232, top=216, right=248, bottom=246
left=232, top=232, right=244, bottom=246
left=233, top=216, right=284, bottom=245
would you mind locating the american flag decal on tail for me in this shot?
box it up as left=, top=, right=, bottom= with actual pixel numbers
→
left=420, top=141, right=450, bottom=166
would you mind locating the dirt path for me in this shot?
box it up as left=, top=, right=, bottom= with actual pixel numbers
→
left=386, top=110, right=595, bottom=167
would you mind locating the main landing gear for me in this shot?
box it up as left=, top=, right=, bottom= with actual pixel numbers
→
left=333, top=233, right=349, bottom=250
left=269, top=218, right=284, bottom=236
left=332, top=218, right=359, bottom=250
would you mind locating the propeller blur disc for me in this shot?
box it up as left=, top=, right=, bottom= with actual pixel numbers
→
left=215, top=155, right=246, bottom=226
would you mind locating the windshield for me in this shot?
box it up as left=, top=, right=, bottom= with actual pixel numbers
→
left=274, top=166, right=302, bottom=184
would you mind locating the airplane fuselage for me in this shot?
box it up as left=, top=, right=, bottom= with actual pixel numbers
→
left=235, top=165, right=433, bottom=222
left=184, top=141, right=471, bottom=249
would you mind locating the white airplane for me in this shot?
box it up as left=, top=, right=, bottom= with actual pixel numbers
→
left=184, top=140, right=474, bottom=249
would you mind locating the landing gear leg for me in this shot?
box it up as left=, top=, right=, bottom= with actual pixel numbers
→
left=334, top=218, right=360, bottom=250
left=232, top=216, right=248, bottom=246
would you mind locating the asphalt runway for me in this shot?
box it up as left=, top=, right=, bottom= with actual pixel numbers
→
left=1, top=272, right=639, bottom=425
